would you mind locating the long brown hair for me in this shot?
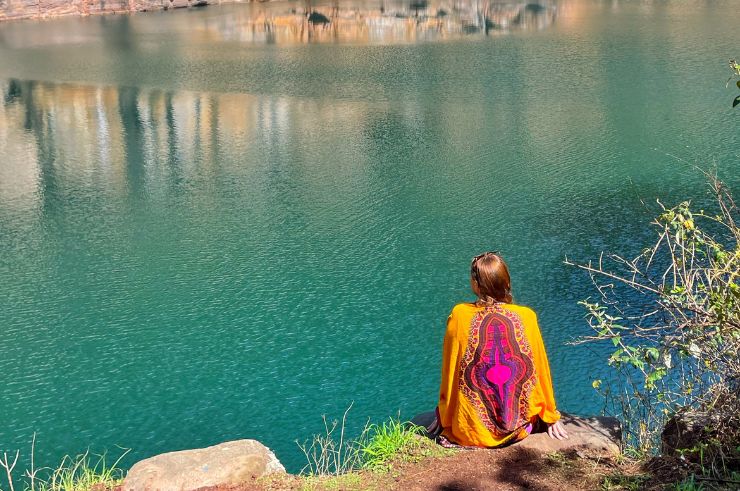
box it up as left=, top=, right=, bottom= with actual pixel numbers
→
left=470, top=252, right=513, bottom=305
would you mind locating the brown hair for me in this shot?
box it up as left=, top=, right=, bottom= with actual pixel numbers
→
left=470, top=252, right=513, bottom=305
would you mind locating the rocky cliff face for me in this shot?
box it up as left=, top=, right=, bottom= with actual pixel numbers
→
left=0, top=0, right=209, bottom=21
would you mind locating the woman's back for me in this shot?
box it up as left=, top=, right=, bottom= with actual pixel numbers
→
left=435, top=252, right=567, bottom=447
left=438, top=302, right=560, bottom=447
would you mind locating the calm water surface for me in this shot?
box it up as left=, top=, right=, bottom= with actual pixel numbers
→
left=1, top=0, right=738, bottom=472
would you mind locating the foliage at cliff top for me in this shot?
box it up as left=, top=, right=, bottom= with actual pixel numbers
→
left=729, top=59, right=740, bottom=108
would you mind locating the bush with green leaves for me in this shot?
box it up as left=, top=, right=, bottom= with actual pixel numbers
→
left=729, top=59, right=740, bottom=108
left=566, top=172, right=739, bottom=467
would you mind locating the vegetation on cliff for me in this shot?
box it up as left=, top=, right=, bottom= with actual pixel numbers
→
left=296, top=406, right=430, bottom=477
left=0, top=439, right=126, bottom=491
left=567, top=169, right=740, bottom=489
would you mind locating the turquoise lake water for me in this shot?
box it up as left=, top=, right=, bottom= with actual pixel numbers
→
left=0, top=0, right=738, bottom=473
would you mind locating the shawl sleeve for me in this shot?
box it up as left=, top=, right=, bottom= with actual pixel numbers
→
left=437, top=306, right=461, bottom=429
left=527, top=311, right=561, bottom=424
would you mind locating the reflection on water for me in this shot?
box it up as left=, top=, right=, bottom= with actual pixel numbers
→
left=1, top=80, right=125, bottom=218
left=0, top=81, right=41, bottom=216
left=0, top=78, right=387, bottom=225
left=197, top=1, right=556, bottom=44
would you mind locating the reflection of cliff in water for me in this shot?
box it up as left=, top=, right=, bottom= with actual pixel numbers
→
left=0, top=78, right=387, bottom=218
left=199, top=1, right=556, bottom=44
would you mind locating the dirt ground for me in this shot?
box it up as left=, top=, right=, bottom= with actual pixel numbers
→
left=362, top=446, right=615, bottom=491
left=201, top=443, right=636, bottom=491
left=113, top=432, right=735, bottom=490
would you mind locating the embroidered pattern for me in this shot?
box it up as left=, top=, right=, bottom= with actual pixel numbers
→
left=459, top=306, right=536, bottom=438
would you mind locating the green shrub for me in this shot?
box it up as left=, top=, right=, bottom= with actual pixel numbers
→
left=729, top=59, right=740, bottom=108
left=566, top=171, right=739, bottom=467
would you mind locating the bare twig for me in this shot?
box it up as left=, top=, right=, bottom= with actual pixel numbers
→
left=0, top=450, right=19, bottom=491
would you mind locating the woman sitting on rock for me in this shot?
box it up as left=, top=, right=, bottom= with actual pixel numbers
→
left=429, top=251, right=569, bottom=447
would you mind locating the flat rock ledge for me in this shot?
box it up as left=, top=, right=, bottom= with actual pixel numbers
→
left=122, top=439, right=285, bottom=491
left=514, top=413, right=622, bottom=455
left=411, top=411, right=622, bottom=456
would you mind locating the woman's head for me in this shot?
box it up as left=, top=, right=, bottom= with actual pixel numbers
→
left=470, top=252, right=513, bottom=305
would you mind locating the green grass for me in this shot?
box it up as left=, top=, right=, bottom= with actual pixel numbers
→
left=0, top=449, right=129, bottom=491
left=671, top=475, right=705, bottom=491
left=358, top=419, right=425, bottom=470
left=599, top=473, right=650, bottom=491
left=297, top=407, right=437, bottom=477
left=545, top=451, right=569, bottom=468
left=298, top=473, right=367, bottom=491
left=668, top=471, right=740, bottom=491
left=34, top=450, right=128, bottom=491
left=284, top=417, right=452, bottom=490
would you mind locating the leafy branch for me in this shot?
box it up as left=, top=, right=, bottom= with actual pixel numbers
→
left=727, top=59, right=740, bottom=108
left=565, top=171, right=739, bottom=459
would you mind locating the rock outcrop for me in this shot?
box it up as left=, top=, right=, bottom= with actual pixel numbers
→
left=122, top=439, right=285, bottom=491
left=661, top=409, right=717, bottom=456
left=514, top=413, right=621, bottom=455
left=0, top=0, right=209, bottom=22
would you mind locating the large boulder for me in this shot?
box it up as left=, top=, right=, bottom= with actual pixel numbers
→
left=514, top=413, right=621, bottom=455
left=122, top=439, right=285, bottom=491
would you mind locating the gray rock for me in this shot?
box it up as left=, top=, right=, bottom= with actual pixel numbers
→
left=661, top=409, right=717, bottom=456
left=514, top=413, right=621, bottom=455
left=122, top=439, right=285, bottom=491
